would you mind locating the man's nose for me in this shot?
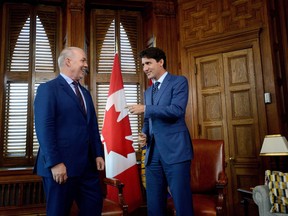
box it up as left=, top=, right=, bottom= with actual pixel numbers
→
left=143, top=65, right=148, bottom=71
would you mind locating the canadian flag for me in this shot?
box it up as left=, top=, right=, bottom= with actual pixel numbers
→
left=101, top=53, right=142, bottom=212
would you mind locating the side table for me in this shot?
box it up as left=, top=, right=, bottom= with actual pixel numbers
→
left=237, top=187, right=259, bottom=216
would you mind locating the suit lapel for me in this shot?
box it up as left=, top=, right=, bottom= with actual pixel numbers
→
left=146, top=86, right=153, bottom=105
left=57, top=75, right=87, bottom=118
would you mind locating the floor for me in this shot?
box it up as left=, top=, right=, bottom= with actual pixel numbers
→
left=129, top=205, right=147, bottom=216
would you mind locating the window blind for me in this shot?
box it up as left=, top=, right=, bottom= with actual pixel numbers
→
left=93, top=9, right=142, bottom=152
left=2, top=3, right=59, bottom=166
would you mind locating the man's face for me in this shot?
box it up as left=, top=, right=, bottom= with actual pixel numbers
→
left=141, top=57, right=164, bottom=80
left=68, top=49, right=88, bottom=81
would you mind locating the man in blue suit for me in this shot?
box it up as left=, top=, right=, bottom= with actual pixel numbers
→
left=127, top=47, right=194, bottom=216
left=34, top=47, right=105, bottom=216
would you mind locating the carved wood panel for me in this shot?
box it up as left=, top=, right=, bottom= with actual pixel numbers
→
left=223, top=49, right=260, bottom=161
left=180, top=0, right=264, bottom=43
left=196, top=54, right=228, bottom=141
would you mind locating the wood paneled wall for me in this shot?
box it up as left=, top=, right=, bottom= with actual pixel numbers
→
left=142, top=0, right=179, bottom=76
left=177, top=0, right=284, bottom=136
left=66, top=0, right=86, bottom=48
left=176, top=0, right=288, bottom=215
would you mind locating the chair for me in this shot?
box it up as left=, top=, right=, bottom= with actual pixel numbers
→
left=167, top=139, right=228, bottom=216
left=70, top=172, right=128, bottom=216
left=253, top=185, right=288, bottom=216
left=101, top=177, right=128, bottom=215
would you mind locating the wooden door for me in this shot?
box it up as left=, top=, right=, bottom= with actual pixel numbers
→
left=195, top=48, right=262, bottom=216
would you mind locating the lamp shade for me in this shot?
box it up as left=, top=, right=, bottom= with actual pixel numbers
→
left=260, top=134, right=288, bottom=156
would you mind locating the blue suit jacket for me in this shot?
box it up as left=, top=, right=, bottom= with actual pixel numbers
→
left=34, top=75, right=103, bottom=177
left=143, top=73, right=193, bottom=165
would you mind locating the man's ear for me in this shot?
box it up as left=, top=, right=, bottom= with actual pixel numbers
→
left=159, top=59, right=164, bottom=67
left=65, top=58, right=71, bottom=67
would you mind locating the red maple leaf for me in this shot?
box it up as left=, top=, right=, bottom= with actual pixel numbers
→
left=102, top=105, right=134, bottom=157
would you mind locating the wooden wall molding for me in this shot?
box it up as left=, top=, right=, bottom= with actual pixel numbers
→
left=153, top=0, right=176, bottom=16
left=185, top=27, right=262, bottom=55
left=68, top=0, right=84, bottom=11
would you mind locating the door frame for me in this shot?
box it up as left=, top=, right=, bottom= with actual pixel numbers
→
left=183, top=27, right=267, bottom=215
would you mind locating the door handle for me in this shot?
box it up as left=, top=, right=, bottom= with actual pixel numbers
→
left=229, top=157, right=235, bottom=162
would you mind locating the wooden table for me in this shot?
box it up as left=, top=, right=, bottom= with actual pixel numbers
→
left=237, top=187, right=259, bottom=216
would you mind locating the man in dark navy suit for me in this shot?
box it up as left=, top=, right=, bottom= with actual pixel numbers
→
left=127, top=47, right=194, bottom=216
left=34, top=47, right=105, bottom=216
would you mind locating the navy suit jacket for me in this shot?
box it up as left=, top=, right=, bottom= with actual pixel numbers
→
left=34, top=75, right=103, bottom=177
left=143, top=73, right=193, bottom=165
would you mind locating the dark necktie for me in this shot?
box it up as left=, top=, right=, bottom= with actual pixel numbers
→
left=72, top=81, right=86, bottom=114
left=152, top=82, right=160, bottom=104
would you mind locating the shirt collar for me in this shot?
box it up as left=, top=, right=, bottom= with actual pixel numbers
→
left=152, top=71, right=168, bottom=85
left=60, top=73, right=74, bottom=85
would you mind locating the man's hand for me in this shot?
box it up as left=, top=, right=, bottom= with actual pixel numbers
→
left=96, top=157, right=105, bottom=171
left=126, top=104, right=145, bottom=115
left=139, top=132, right=147, bottom=148
left=51, top=163, right=68, bottom=184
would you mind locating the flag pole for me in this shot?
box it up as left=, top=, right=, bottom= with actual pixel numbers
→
left=115, top=39, right=119, bottom=55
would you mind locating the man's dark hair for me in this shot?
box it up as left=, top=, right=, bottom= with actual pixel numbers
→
left=139, top=47, right=167, bottom=69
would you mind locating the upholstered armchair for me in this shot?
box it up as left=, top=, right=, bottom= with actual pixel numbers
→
left=167, top=139, right=228, bottom=216
left=253, top=185, right=288, bottom=216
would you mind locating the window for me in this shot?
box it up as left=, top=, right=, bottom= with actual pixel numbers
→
left=1, top=3, right=60, bottom=166
left=91, top=9, right=143, bottom=152
left=0, top=4, right=143, bottom=167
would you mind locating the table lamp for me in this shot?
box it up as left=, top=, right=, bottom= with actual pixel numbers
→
left=260, top=134, right=288, bottom=170
left=260, top=134, right=288, bottom=156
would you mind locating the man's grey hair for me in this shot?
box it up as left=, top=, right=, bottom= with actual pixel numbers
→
left=57, top=47, right=80, bottom=69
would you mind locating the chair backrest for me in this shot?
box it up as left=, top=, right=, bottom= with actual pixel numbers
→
left=191, top=139, right=225, bottom=193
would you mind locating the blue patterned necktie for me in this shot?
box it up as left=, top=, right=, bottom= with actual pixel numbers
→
left=152, top=82, right=160, bottom=104
left=72, top=81, right=86, bottom=114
